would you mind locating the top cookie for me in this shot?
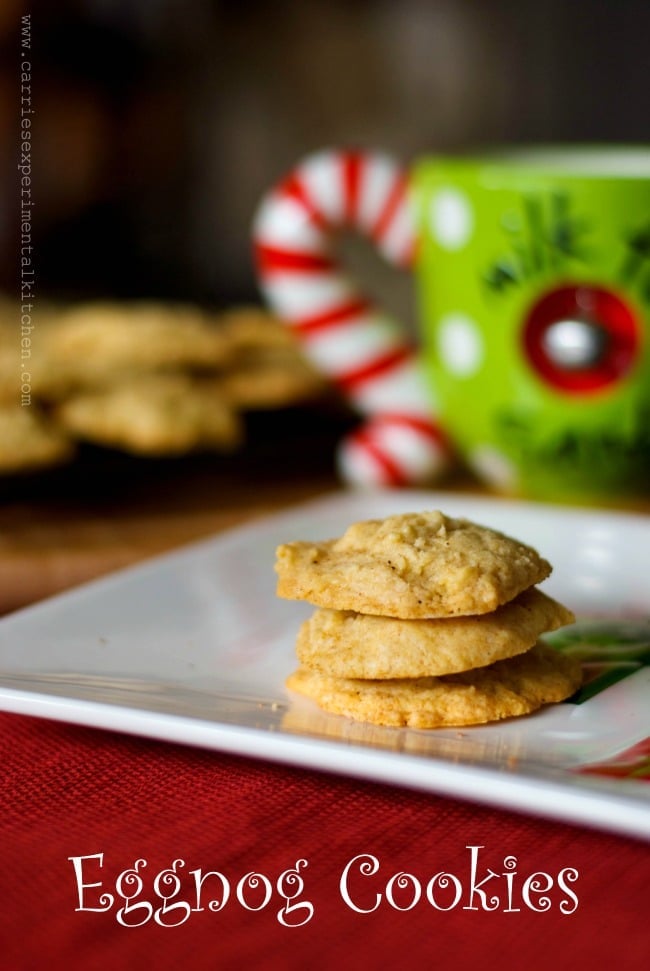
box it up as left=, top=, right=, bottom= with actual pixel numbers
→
left=275, top=511, right=551, bottom=618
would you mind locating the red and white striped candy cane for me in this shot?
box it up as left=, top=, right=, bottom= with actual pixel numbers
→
left=252, top=149, right=452, bottom=487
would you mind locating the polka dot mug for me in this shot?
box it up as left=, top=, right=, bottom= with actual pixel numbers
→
left=253, top=147, right=650, bottom=503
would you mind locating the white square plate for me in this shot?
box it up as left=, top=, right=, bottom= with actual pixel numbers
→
left=0, top=491, right=648, bottom=839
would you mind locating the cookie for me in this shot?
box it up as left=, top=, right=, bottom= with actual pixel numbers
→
left=295, top=588, right=575, bottom=679
left=217, top=354, right=325, bottom=408
left=45, top=302, right=231, bottom=374
left=2, top=302, right=325, bottom=408
left=55, top=374, right=242, bottom=456
left=276, top=511, right=551, bottom=618
left=285, top=642, right=582, bottom=729
left=216, top=306, right=302, bottom=351
left=215, top=307, right=326, bottom=408
left=0, top=307, right=65, bottom=402
left=0, top=404, right=75, bottom=473
left=2, top=302, right=233, bottom=403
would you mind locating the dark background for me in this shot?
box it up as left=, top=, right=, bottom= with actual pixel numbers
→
left=2, top=0, right=649, bottom=306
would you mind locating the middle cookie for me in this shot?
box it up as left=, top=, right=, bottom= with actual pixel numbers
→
left=296, top=588, right=575, bottom=679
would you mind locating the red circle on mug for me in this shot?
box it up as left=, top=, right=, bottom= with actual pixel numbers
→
left=522, top=284, right=640, bottom=393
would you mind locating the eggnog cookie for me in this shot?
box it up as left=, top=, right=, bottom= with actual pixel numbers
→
left=216, top=306, right=303, bottom=351
left=286, top=643, right=582, bottom=729
left=276, top=511, right=551, bottom=619
left=0, top=404, right=75, bottom=472
left=44, top=302, right=231, bottom=375
left=217, top=354, right=324, bottom=408
left=295, top=588, right=575, bottom=679
left=215, top=307, right=326, bottom=408
left=55, top=374, right=242, bottom=456
left=0, top=309, right=69, bottom=402
left=1, top=302, right=232, bottom=403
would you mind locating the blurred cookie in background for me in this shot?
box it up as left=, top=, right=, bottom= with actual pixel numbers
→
left=0, top=403, right=75, bottom=474
left=215, top=307, right=327, bottom=409
left=55, top=373, right=243, bottom=457
left=41, top=302, right=233, bottom=384
left=0, top=301, right=231, bottom=402
left=0, top=300, right=331, bottom=473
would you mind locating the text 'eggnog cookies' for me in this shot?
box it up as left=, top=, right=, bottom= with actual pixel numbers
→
left=276, top=510, right=581, bottom=729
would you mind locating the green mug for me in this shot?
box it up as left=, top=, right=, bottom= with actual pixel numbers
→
left=254, top=146, right=650, bottom=503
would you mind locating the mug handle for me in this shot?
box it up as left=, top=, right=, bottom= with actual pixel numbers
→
left=252, top=148, right=452, bottom=487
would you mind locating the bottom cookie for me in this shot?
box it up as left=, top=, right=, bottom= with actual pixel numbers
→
left=285, top=643, right=582, bottom=729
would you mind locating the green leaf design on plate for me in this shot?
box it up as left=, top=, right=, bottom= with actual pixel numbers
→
left=543, top=620, right=650, bottom=703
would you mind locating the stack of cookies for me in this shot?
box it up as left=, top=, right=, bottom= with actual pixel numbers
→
left=0, top=302, right=325, bottom=474
left=276, top=511, right=581, bottom=728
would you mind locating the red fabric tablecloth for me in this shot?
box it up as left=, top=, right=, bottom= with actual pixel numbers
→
left=0, top=711, right=647, bottom=970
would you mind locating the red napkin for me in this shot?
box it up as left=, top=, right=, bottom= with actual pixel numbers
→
left=0, top=712, right=647, bottom=970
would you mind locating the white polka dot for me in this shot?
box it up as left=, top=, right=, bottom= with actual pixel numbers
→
left=430, top=188, right=473, bottom=250
left=437, top=313, right=484, bottom=377
left=469, top=446, right=518, bottom=492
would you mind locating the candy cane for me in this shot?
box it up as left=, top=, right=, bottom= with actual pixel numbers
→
left=252, top=149, right=453, bottom=486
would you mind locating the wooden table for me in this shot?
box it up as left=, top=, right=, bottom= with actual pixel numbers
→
left=0, top=408, right=346, bottom=614
left=0, top=404, right=647, bottom=616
